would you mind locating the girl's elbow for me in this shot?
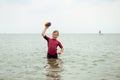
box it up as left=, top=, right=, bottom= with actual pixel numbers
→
left=41, top=33, right=45, bottom=37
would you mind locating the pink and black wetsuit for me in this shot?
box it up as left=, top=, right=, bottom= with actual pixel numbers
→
left=44, top=35, right=63, bottom=59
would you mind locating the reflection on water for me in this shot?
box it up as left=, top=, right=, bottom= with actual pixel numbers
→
left=45, top=58, right=63, bottom=80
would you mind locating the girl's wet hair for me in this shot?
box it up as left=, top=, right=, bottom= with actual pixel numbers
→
left=52, top=30, right=59, bottom=35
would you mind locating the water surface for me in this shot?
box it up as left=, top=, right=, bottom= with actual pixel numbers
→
left=0, top=34, right=120, bottom=80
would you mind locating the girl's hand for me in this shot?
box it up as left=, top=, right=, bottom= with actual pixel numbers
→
left=57, top=48, right=64, bottom=55
left=44, top=26, right=49, bottom=29
left=57, top=51, right=62, bottom=55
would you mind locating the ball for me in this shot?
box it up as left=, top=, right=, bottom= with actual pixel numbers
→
left=45, top=22, right=51, bottom=27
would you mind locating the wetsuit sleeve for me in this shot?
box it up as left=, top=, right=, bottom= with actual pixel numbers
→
left=58, top=42, right=63, bottom=49
left=43, top=35, right=49, bottom=41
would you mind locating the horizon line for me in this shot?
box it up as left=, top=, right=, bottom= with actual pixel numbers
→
left=0, top=32, right=120, bottom=34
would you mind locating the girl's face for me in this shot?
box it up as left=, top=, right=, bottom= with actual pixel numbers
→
left=52, top=32, right=59, bottom=39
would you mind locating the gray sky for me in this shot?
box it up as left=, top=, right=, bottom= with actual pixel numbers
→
left=0, top=0, right=120, bottom=33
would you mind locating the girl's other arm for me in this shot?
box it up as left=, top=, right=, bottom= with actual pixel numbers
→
left=58, top=48, right=64, bottom=55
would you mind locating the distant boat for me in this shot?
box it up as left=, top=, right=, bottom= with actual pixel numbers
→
left=99, top=30, right=103, bottom=35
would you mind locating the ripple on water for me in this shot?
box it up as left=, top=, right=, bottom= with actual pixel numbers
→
left=116, top=75, right=120, bottom=78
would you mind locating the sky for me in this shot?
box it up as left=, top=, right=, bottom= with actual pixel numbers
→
left=0, top=0, right=120, bottom=33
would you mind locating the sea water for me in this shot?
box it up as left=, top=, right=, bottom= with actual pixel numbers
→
left=0, top=34, right=120, bottom=80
